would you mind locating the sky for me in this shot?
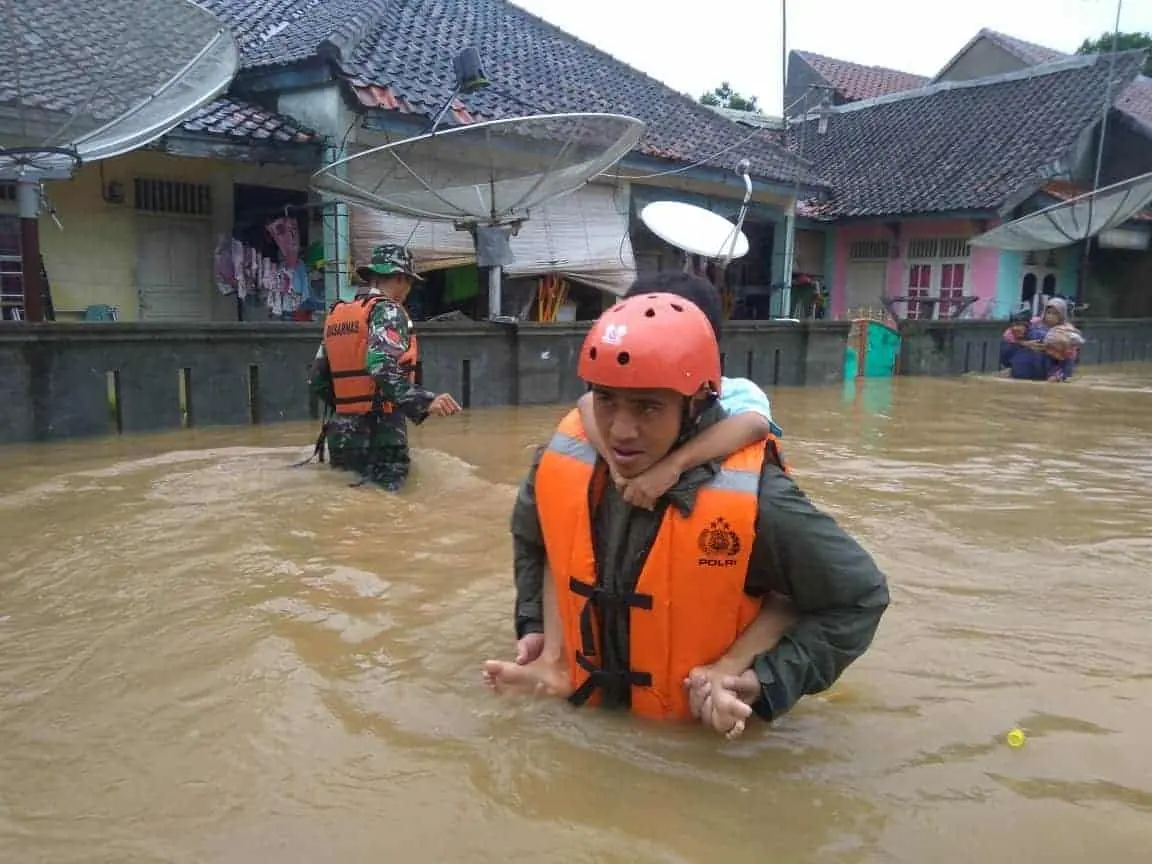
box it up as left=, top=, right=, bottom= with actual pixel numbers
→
left=509, top=0, right=1152, bottom=115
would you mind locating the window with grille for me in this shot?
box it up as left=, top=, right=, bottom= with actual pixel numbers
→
left=0, top=184, right=14, bottom=203
left=133, top=178, right=213, bottom=216
left=848, top=239, right=890, bottom=260
left=906, top=262, right=932, bottom=319
left=905, top=236, right=972, bottom=319
left=0, top=215, right=23, bottom=321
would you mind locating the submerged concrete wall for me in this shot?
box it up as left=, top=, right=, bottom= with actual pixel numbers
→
left=1, top=318, right=1150, bottom=445
left=899, top=318, right=1152, bottom=377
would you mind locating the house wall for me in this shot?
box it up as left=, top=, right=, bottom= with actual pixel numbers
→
left=830, top=219, right=1000, bottom=318
left=785, top=53, right=841, bottom=114
left=279, top=84, right=355, bottom=302
left=993, top=246, right=1081, bottom=316
left=936, top=40, right=1026, bottom=82
left=11, top=150, right=313, bottom=321
left=1099, top=113, right=1152, bottom=186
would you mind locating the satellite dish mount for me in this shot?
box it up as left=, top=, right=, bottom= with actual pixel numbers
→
left=0, top=0, right=239, bottom=321
left=312, top=112, right=646, bottom=319
left=640, top=159, right=755, bottom=278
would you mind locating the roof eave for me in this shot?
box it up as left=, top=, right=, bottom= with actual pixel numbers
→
left=234, top=59, right=338, bottom=96
left=612, top=153, right=825, bottom=201
left=149, top=133, right=327, bottom=167
left=818, top=208, right=1002, bottom=225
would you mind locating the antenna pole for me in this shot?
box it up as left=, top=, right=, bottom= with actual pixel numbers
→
left=781, top=0, right=788, bottom=115
left=488, top=265, right=502, bottom=318
left=1078, top=0, right=1124, bottom=301
left=17, top=179, right=44, bottom=323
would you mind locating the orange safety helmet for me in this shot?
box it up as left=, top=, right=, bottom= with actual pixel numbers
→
left=577, top=292, right=721, bottom=397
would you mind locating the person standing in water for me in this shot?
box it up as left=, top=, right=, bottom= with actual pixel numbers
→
left=308, top=244, right=461, bottom=490
left=576, top=271, right=783, bottom=512
left=483, top=289, right=889, bottom=737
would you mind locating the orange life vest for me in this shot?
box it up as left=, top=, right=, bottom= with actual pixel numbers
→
left=323, top=295, right=419, bottom=416
left=535, top=408, right=780, bottom=721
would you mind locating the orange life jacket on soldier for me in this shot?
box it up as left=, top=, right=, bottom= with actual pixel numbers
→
left=322, top=295, right=419, bottom=416
left=534, top=408, right=787, bottom=721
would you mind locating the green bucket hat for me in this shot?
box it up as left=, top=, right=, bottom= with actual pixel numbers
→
left=355, top=244, right=425, bottom=283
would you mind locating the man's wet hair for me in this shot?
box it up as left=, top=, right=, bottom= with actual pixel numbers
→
left=624, top=271, right=724, bottom=339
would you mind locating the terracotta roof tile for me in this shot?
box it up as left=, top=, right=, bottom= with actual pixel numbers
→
left=794, top=51, right=929, bottom=102
left=177, top=96, right=323, bottom=144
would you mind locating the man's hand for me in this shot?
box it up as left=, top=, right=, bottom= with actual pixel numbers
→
left=515, top=633, right=544, bottom=665
left=684, top=663, right=758, bottom=740
left=618, top=457, right=682, bottom=510
left=428, top=393, right=462, bottom=416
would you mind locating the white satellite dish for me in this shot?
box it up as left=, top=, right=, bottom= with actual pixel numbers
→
left=640, top=201, right=750, bottom=260
left=0, top=0, right=240, bottom=320
left=638, top=159, right=755, bottom=268
left=311, top=112, right=646, bottom=318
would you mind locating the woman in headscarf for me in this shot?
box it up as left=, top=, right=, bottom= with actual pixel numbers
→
left=1007, top=297, right=1083, bottom=382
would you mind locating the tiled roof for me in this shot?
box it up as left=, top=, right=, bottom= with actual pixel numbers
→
left=706, top=106, right=785, bottom=129
left=177, top=97, right=323, bottom=144
left=341, top=0, right=820, bottom=186
left=202, top=0, right=821, bottom=188
left=787, top=52, right=1146, bottom=219
left=2, top=0, right=230, bottom=129
left=936, top=28, right=1152, bottom=128
left=1116, top=75, right=1152, bottom=129
left=794, top=51, right=930, bottom=102
left=197, top=0, right=390, bottom=70
left=981, top=29, right=1066, bottom=66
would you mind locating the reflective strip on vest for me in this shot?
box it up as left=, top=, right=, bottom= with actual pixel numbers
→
left=546, top=432, right=597, bottom=465
left=547, top=431, right=759, bottom=495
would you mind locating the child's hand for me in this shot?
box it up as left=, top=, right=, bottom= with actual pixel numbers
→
left=619, top=458, right=681, bottom=510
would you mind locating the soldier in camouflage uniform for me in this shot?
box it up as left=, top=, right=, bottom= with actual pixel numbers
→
left=308, top=245, right=461, bottom=490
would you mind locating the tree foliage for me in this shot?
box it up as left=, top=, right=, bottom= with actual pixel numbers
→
left=699, top=81, right=761, bottom=113
left=1075, top=31, right=1152, bottom=76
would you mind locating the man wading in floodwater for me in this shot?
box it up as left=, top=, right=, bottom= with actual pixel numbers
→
left=483, top=289, right=890, bottom=737
left=307, top=245, right=461, bottom=490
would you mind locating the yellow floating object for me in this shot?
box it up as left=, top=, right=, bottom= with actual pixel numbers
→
left=1006, top=728, right=1026, bottom=748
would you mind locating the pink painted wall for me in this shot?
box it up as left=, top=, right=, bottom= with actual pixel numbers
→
left=828, top=219, right=1001, bottom=319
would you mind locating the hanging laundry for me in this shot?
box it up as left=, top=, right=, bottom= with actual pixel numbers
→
left=266, top=216, right=300, bottom=268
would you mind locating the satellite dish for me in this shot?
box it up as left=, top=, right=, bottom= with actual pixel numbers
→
left=638, top=159, right=755, bottom=268
left=0, top=0, right=239, bottom=178
left=312, top=112, right=645, bottom=318
left=312, top=113, right=644, bottom=255
left=1, top=0, right=239, bottom=321
left=640, top=201, right=750, bottom=260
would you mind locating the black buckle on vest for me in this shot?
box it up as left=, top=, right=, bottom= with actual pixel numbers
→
left=569, top=653, right=653, bottom=707
left=565, top=578, right=654, bottom=708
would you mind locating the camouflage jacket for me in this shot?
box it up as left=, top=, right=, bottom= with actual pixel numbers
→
left=309, top=294, right=438, bottom=423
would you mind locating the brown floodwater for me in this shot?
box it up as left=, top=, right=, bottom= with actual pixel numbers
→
left=2, top=365, right=1152, bottom=863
